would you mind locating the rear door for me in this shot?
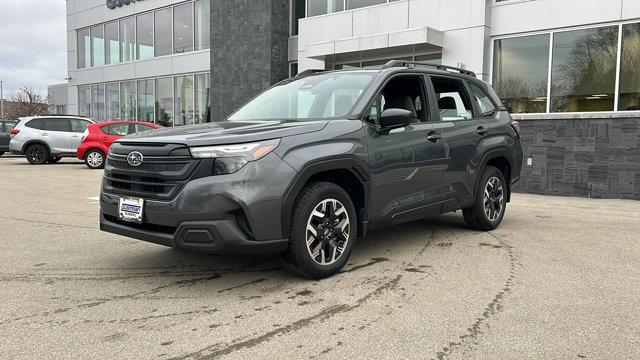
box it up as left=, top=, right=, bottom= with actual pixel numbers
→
left=41, top=118, right=72, bottom=153
left=427, top=75, right=485, bottom=211
left=69, top=119, right=91, bottom=151
left=101, top=123, right=131, bottom=150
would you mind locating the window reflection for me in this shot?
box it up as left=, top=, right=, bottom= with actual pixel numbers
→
left=493, top=34, right=549, bottom=113
left=195, top=74, right=210, bottom=124
left=105, top=21, right=119, bottom=65
left=137, top=13, right=154, bottom=60
left=120, top=17, right=136, bottom=62
left=91, top=25, right=105, bottom=67
left=618, top=23, right=640, bottom=111
left=154, top=9, right=172, bottom=57
left=137, top=80, right=154, bottom=122
left=105, top=83, right=120, bottom=120
left=121, top=81, right=137, bottom=120
left=175, top=75, right=195, bottom=126
left=156, top=78, right=174, bottom=127
left=77, top=28, right=90, bottom=69
left=551, top=27, right=618, bottom=112
left=195, top=0, right=210, bottom=50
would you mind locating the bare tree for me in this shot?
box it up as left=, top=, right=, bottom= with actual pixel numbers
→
left=8, top=86, right=48, bottom=118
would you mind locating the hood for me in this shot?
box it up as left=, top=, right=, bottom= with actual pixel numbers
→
left=118, top=120, right=329, bottom=147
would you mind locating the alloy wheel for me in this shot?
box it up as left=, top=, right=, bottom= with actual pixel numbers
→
left=27, top=147, right=46, bottom=164
left=483, top=176, right=504, bottom=222
left=305, top=198, right=351, bottom=266
left=87, top=151, right=103, bottom=168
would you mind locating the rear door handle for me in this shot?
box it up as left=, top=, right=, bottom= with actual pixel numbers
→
left=476, top=126, right=488, bottom=135
left=426, top=131, right=442, bottom=142
left=41, top=132, right=48, bottom=136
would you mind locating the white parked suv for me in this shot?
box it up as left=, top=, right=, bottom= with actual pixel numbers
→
left=10, top=115, right=94, bottom=164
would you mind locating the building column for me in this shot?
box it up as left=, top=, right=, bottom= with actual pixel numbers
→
left=210, top=0, right=290, bottom=121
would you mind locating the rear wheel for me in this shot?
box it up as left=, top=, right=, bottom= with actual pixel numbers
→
left=0, top=152, right=4, bottom=157
left=463, top=166, right=507, bottom=231
left=25, top=144, right=49, bottom=165
left=84, top=149, right=105, bottom=169
left=280, top=182, right=357, bottom=279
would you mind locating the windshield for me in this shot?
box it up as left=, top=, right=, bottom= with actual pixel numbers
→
left=228, top=73, right=373, bottom=121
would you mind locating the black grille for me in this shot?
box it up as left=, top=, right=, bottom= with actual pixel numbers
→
left=103, top=150, right=200, bottom=200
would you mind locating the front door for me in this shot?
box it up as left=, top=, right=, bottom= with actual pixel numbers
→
left=365, top=74, right=447, bottom=225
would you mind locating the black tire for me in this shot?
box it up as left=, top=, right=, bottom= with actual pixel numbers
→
left=463, top=166, right=507, bottom=231
left=48, top=156, right=63, bottom=164
left=25, top=144, right=49, bottom=165
left=84, top=149, right=105, bottom=169
left=279, top=182, right=358, bottom=279
left=0, top=152, right=4, bottom=157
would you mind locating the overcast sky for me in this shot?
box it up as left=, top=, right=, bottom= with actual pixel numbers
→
left=0, top=0, right=67, bottom=98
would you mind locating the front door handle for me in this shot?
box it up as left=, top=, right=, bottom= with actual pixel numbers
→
left=427, top=131, right=442, bottom=142
left=41, top=132, right=48, bottom=136
left=477, top=126, right=488, bottom=135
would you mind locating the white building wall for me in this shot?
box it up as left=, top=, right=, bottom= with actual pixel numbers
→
left=296, top=0, right=491, bottom=78
left=65, top=0, right=210, bottom=115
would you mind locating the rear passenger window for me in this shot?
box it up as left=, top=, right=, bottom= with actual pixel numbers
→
left=106, top=124, right=131, bottom=136
left=431, top=77, right=473, bottom=121
left=43, top=118, right=70, bottom=132
left=134, top=124, right=154, bottom=133
left=25, top=119, right=44, bottom=130
left=468, top=82, right=497, bottom=117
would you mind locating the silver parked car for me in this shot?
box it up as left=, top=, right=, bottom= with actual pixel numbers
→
left=9, top=115, right=94, bottom=164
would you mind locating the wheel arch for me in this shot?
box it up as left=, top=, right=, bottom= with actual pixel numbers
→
left=477, top=149, right=514, bottom=202
left=281, top=158, right=371, bottom=239
left=22, top=140, right=51, bottom=155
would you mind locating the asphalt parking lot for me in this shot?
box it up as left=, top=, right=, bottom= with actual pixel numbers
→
left=1, top=156, right=639, bottom=359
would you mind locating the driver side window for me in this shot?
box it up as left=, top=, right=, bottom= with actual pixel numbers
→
left=363, top=76, right=427, bottom=126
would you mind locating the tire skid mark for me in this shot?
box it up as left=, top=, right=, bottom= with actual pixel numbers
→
left=0, top=261, right=276, bottom=326
left=432, top=232, right=517, bottom=360
left=168, top=275, right=403, bottom=360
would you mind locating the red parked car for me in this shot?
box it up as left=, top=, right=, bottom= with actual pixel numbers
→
left=77, top=121, right=160, bottom=169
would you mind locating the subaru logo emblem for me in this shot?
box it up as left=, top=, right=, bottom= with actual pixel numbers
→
left=127, top=151, right=143, bottom=167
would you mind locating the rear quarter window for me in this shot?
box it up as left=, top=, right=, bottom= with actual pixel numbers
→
left=25, top=119, right=44, bottom=130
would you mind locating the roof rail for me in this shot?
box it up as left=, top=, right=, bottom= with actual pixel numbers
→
left=381, top=60, right=476, bottom=77
left=294, top=69, right=328, bottom=78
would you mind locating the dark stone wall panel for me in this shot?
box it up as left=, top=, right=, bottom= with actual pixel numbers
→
left=210, top=0, right=290, bottom=122
left=514, top=118, right=640, bottom=200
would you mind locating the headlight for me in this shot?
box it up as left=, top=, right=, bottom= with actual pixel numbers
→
left=190, top=139, right=281, bottom=174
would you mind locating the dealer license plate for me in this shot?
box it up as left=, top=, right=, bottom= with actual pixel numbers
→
left=118, top=197, right=144, bottom=223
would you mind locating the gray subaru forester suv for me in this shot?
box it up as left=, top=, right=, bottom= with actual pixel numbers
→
left=100, top=61, right=523, bottom=279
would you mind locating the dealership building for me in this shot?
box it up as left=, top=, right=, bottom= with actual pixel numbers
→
left=53, top=0, right=640, bottom=199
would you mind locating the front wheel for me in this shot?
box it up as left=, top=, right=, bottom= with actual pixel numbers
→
left=25, top=144, right=49, bottom=165
left=463, top=166, right=507, bottom=231
left=84, top=149, right=105, bottom=169
left=280, top=182, right=357, bottom=279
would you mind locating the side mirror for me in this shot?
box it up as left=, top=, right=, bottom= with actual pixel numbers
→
left=378, top=108, right=412, bottom=133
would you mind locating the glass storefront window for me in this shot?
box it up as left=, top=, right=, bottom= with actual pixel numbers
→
left=291, top=0, right=305, bottom=35
left=346, top=0, right=387, bottom=10
left=137, top=80, right=154, bottom=123
left=137, top=13, right=154, bottom=60
left=308, top=0, right=344, bottom=16
left=77, top=28, right=90, bottom=69
left=174, top=3, right=194, bottom=54
left=105, top=83, right=120, bottom=120
left=78, top=86, right=91, bottom=117
left=105, top=21, right=119, bottom=65
left=618, top=23, right=640, bottom=111
left=156, top=77, right=174, bottom=126
left=120, top=16, right=136, bottom=62
left=194, top=74, right=210, bottom=124
left=493, top=34, right=550, bottom=114
left=195, top=0, right=210, bottom=50
left=175, top=75, right=195, bottom=126
left=121, top=81, right=137, bottom=120
left=91, top=85, right=105, bottom=121
left=551, top=26, right=618, bottom=112
left=91, top=25, right=105, bottom=67
left=154, top=9, right=172, bottom=57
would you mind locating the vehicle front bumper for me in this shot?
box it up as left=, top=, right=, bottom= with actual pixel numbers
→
left=99, top=152, right=296, bottom=254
